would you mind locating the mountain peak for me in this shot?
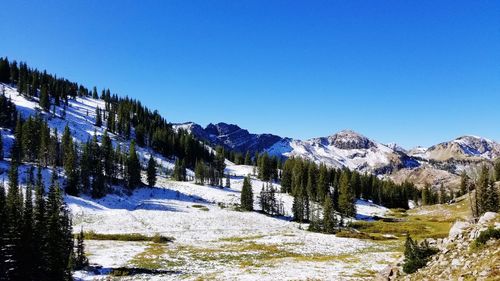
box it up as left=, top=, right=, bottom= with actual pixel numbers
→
left=328, top=130, right=375, bottom=150
left=205, top=122, right=243, bottom=136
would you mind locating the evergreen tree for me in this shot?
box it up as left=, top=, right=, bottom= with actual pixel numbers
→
left=323, top=195, right=337, bottom=234
left=225, top=174, right=231, bottom=188
left=126, top=140, right=141, bottom=189
left=46, top=176, right=73, bottom=280
left=194, top=160, right=206, bottom=185
left=317, top=164, right=329, bottom=202
left=20, top=168, right=35, bottom=280
left=5, top=162, right=22, bottom=280
left=39, top=85, right=50, bottom=111
left=92, top=87, right=98, bottom=99
left=74, top=228, right=89, bottom=270
left=338, top=171, right=356, bottom=217
left=403, top=234, right=438, bottom=274
left=33, top=166, right=48, bottom=280
left=460, top=172, right=469, bottom=196
left=95, top=107, right=102, bottom=127
left=147, top=156, right=157, bottom=187
left=101, top=130, right=114, bottom=183
left=0, top=57, right=11, bottom=83
left=244, top=151, right=252, bottom=165
left=173, top=158, right=186, bottom=182
left=240, top=176, right=253, bottom=211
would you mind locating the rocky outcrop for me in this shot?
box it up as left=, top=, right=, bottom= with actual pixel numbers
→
left=397, top=212, right=500, bottom=281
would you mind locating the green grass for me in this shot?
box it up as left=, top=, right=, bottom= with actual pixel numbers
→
left=192, top=204, right=210, bottom=211
left=219, top=235, right=265, bottom=242
left=336, top=230, right=397, bottom=241
left=172, top=240, right=362, bottom=269
left=81, top=231, right=174, bottom=243
left=350, top=199, right=473, bottom=241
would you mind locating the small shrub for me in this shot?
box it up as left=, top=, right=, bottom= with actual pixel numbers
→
left=403, top=235, right=438, bottom=274
left=472, top=227, right=500, bottom=249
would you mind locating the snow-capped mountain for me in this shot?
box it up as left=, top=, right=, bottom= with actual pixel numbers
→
left=173, top=122, right=284, bottom=154
left=267, top=130, right=419, bottom=174
left=174, top=123, right=420, bottom=174
left=175, top=121, right=500, bottom=181
left=410, top=136, right=500, bottom=162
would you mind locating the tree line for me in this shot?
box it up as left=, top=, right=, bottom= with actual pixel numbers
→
left=279, top=157, right=420, bottom=222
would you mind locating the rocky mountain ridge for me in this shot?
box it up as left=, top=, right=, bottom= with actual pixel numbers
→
left=173, top=122, right=499, bottom=188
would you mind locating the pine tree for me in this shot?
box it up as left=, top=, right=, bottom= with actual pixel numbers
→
left=33, top=166, right=48, bottom=280
left=240, top=176, right=253, bottom=211
left=317, top=164, right=329, bottom=202
left=338, top=171, right=356, bottom=217
left=46, top=176, right=73, bottom=280
left=173, top=158, right=186, bottom=182
left=92, top=87, right=98, bottom=99
left=74, top=228, right=88, bottom=270
left=460, top=172, right=469, bottom=196
left=244, top=151, right=252, bottom=165
left=126, top=140, right=141, bottom=189
left=101, top=130, right=114, bottom=183
left=195, top=160, right=206, bottom=185
left=403, top=234, right=438, bottom=274
left=39, top=85, right=50, bottom=111
left=147, top=156, right=157, bottom=187
left=95, top=107, right=102, bottom=127
left=225, top=174, right=231, bottom=188
left=5, top=162, right=22, bottom=280
left=20, top=168, right=35, bottom=280
left=323, top=195, right=337, bottom=234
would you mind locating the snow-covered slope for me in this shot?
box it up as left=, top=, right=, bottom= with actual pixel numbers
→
left=0, top=83, right=177, bottom=172
left=66, top=162, right=393, bottom=280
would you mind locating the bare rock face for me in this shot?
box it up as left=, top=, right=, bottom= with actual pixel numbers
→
left=327, top=130, right=375, bottom=150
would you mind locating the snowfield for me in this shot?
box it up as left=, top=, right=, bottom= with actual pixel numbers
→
left=0, top=84, right=397, bottom=280
left=68, top=167, right=396, bottom=280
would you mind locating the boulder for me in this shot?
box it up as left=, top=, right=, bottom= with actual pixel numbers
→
left=478, top=212, right=497, bottom=225
left=376, top=265, right=399, bottom=281
left=449, top=221, right=470, bottom=240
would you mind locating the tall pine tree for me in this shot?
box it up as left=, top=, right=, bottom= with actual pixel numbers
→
left=241, top=176, right=254, bottom=211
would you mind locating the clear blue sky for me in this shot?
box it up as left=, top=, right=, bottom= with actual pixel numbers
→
left=1, top=1, right=499, bottom=148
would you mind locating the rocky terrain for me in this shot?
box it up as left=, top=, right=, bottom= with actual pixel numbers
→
left=377, top=211, right=500, bottom=281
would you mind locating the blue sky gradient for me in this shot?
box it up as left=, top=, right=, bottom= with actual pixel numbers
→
left=1, top=1, right=499, bottom=148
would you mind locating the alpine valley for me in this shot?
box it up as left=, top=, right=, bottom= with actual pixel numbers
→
left=0, top=57, right=498, bottom=281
